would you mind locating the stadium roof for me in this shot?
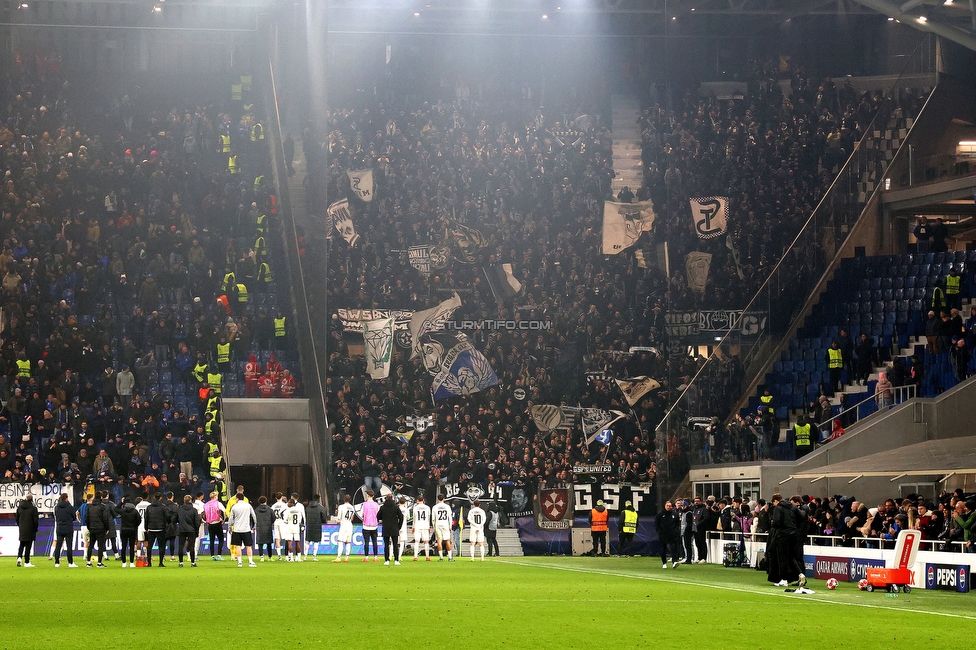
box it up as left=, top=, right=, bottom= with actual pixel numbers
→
left=781, top=436, right=976, bottom=484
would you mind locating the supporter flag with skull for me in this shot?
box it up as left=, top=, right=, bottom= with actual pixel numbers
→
left=419, top=331, right=498, bottom=401
left=362, top=317, right=394, bottom=379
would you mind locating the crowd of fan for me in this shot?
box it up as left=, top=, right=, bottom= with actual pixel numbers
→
left=0, top=64, right=296, bottom=494
left=308, top=56, right=938, bottom=495
left=685, top=487, right=976, bottom=555
left=640, top=59, right=927, bottom=311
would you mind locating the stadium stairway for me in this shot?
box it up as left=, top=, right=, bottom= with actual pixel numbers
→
left=610, top=95, right=643, bottom=196
left=749, top=252, right=976, bottom=440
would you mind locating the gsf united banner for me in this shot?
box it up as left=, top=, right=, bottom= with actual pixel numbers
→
left=0, top=483, right=73, bottom=514
left=690, top=196, right=728, bottom=239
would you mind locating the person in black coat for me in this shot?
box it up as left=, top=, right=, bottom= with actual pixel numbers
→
left=377, top=494, right=404, bottom=565
left=85, top=493, right=111, bottom=567
left=53, top=493, right=77, bottom=567
left=766, top=493, right=805, bottom=587
left=177, top=494, right=202, bottom=566
left=304, top=495, right=328, bottom=559
left=119, top=497, right=142, bottom=566
left=143, top=493, right=170, bottom=567
left=15, top=493, right=40, bottom=567
left=164, top=492, right=180, bottom=561
left=654, top=500, right=682, bottom=569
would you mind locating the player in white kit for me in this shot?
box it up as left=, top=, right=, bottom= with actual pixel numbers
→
left=271, top=493, right=288, bottom=560
left=411, top=495, right=432, bottom=561
left=431, top=494, right=454, bottom=561
left=467, top=500, right=487, bottom=561
left=289, top=493, right=307, bottom=559
left=282, top=499, right=305, bottom=561
left=397, top=496, right=411, bottom=561
left=333, top=494, right=356, bottom=563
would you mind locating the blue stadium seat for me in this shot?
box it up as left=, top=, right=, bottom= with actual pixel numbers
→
left=881, top=278, right=892, bottom=290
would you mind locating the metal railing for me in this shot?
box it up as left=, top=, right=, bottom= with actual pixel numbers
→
left=654, top=39, right=934, bottom=492
left=707, top=530, right=971, bottom=554
left=815, top=383, right=917, bottom=433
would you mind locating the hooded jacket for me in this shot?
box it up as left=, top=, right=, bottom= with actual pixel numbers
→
left=119, top=501, right=142, bottom=533
left=16, top=498, right=39, bottom=541
left=143, top=500, right=170, bottom=532
left=54, top=498, right=76, bottom=535
left=177, top=502, right=202, bottom=535
left=377, top=499, right=404, bottom=534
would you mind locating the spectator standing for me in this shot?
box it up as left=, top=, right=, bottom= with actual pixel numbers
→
left=654, top=500, right=681, bottom=569
left=177, top=494, right=201, bottom=567
left=825, top=340, right=843, bottom=394
left=15, top=493, right=40, bottom=567
left=378, top=494, right=404, bottom=565
left=304, top=494, right=327, bottom=560
left=875, top=372, right=894, bottom=409
left=766, top=493, right=805, bottom=588
left=855, top=334, right=877, bottom=385
left=53, top=492, right=78, bottom=568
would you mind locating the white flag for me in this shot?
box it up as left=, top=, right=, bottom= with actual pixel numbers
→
left=328, top=199, right=359, bottom=247
left=614, top=376, right=661, bottom=407
left=685, top=251, right=712, bottom=294
left=347, top=169, right=375, bottom=202
left=408, top=292, right=462, bottom=359
left=362, top=318, right=394, bottom=379
left=602, top=199, right=656, bottom=255
left=689, top=196, right=728, bottom=239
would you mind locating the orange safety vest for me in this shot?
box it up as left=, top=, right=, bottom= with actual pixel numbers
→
left=591, top=508, right=608, bottom=532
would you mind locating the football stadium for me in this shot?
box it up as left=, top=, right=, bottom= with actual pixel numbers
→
left=1, top=0, right=976, bottom=645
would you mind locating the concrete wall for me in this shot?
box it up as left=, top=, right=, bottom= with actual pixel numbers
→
left=221, top=398, right=311, bottom=466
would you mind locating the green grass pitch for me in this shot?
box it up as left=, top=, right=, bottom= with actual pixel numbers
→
left=3, top=555, right=975, bottom=648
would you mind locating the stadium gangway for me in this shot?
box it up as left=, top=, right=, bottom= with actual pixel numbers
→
left=814, top=384, right=916, bottom=442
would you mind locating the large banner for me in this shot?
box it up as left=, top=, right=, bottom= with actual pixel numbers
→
left=362, top=318, right=394, bottom=379
left=408, top=246, right=431, bottom=275
left=664, top=309, right=767, bottom=337
left=572, top=482, right=656, bottom=517
left=614, top=376, right=660, bottom=407
left=440, top=481, right=534, bottom=519
left=535, top=486, right=573, bottom=530
left=0, top=483, right=73, bottom=514
left=690, top=196, right=728, bottom=239
left=602, top=200, right=656, bottom=254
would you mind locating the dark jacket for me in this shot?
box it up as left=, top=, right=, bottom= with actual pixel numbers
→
left=255, top=503, right=274, bottom=545
left=143, top=500, right=169, bottom=532
left=305, top=500, right=328, bottom=530
left=85, top=497, right=111, bottom=534
left=654, top=507, right=681, bottom=541
left=770, top=501, right=798, bottom=537
left=377, top=499, right=404, bottom=534
left=54, top=499, right=76, bottom=535
left=119, top=502, right=142, bottom=533
left=164, top=499, right=180, bottom=537
left=177, top=502, right=201, bottom=535
left=16, top=499, right=40, bottom=541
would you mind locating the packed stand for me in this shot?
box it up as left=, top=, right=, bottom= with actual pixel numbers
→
left=639, top=58, right=928, bottom=313
left=0, top=64, right=300, bottom=499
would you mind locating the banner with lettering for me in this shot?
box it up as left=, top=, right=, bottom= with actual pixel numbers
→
left=347, top=169, right=375, bottom=202
left=0, top=483, right=73, bottom=514
left=572, top=481, right=656, bottom=516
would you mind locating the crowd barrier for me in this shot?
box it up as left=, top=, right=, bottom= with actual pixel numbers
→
left=707, top=531, right=976, bottom=592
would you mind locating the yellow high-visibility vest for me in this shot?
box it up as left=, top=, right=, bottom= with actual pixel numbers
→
left=236, top=283, right=248, bottom=303
left=228, top=155, right=239, bottom=174
left=16, top=359, right=31, bottom=377
left=827, top=348, right=843, bottom=369
left=274, top=317, right=286, bottom=337
left=220, top=134, right=231, bottom=153
left=231, top=84, right=242, bottom=101
left=216, top=343, right=231, bottom=364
